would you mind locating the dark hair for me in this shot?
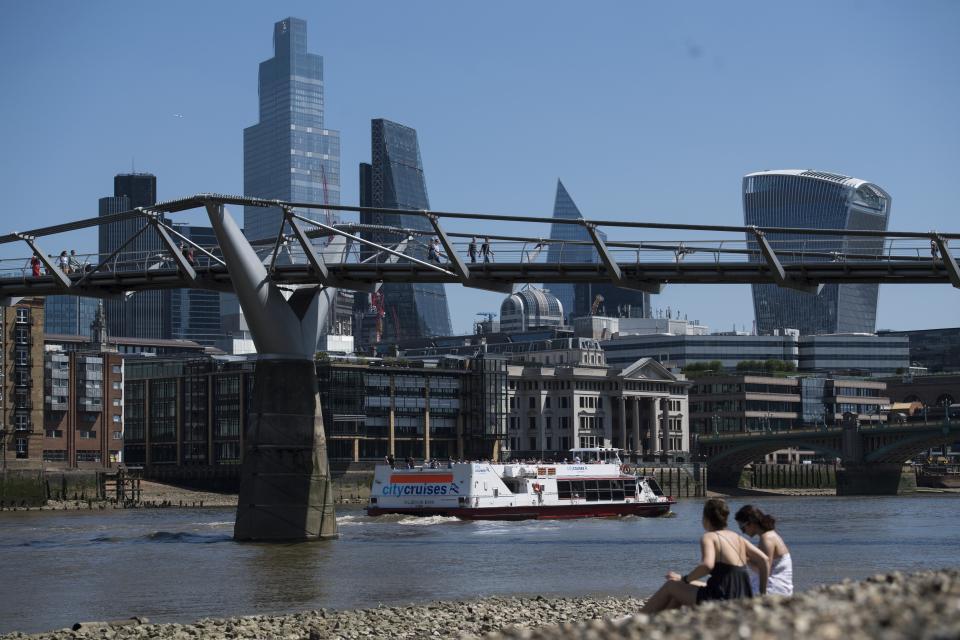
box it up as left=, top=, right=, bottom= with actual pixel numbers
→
left=702, top=498, right=729, bottom=530
left=735, top=504, right=776, bottom=532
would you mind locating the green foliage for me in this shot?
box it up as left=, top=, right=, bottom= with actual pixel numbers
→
left=735, top=359, right=797, bottom=375
left=682, top=360, right=724, bottom=377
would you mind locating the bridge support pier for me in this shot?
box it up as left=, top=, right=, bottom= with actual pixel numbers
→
left=234, top=358, right=337, bottom=541
left=836, top=463, right=916, bottom=496
left=707, top=465, right=745, bottom=491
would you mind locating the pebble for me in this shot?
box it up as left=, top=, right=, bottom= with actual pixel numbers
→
left=1, top=569, right=958, bottom=640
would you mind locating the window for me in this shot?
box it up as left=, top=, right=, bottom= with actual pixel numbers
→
left=528, top=396, right=536, bottom=409
left=545, top=417, right=552, bottom=430
left=45, top=429, right=63, bottom=438
left=112, top=365, right=122, bottom=374
left=529, top=437, right=536, bottom=450
left=112, top=382, right=122, bottom=390
left=76, top=451, right=101, bottom=463
left=113, top=399, right=122, bottom=407
left=509, top=397, right=516, bottom=410
left=528, top=417, right=536, bottom=430
left=112, top=414, right=121, bottom=423
left=79, top=430, right=96, bottom=439
left=561, top=397, right=569, bottom=409
left=545, top=397, right=551, bottom=408
left=112, top=431, right=123, bottom=440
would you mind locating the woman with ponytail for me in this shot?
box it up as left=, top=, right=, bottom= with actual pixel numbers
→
left=735, top=505, right=793, bottom=595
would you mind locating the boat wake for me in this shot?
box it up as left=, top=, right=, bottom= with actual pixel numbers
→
left=397, top=515, right=462, bottom=526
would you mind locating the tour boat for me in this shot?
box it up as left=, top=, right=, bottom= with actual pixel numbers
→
left=366, top=448, right=675, bottom=520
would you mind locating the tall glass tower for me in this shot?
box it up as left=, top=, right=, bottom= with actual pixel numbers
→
left=356, top=119, right=452, bottom=345
left=170, top=224, right=224, bottom=347
left=743, top=169, right=891, bottom=335
left=243, top=17, right=341, bottom=244
left=44, top=296, right=99, bottom=337
left=98, top=173, right=171, bottom=339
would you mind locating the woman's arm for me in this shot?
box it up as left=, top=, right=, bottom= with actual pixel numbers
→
left=744, top=538, right=771, bottom=595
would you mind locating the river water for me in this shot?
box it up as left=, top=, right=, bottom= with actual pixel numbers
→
left=1, top=495, right=957, bottom=634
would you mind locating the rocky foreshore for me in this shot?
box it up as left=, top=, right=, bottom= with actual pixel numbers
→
left=3, top=569, right=957, bottom=640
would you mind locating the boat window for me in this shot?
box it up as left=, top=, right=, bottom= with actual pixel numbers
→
left=558, top=481, right=572, bottom=500
left=624, top=479, right=637, bottom=497
left=646, top=477, right=664, bottom=496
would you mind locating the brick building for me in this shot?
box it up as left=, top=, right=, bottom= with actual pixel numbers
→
left=1, top=299, right=45, bottom=465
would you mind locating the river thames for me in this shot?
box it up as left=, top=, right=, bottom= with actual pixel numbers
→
left=0, top=494, right=957, bottom=634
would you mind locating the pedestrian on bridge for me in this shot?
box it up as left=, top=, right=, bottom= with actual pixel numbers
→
left=468, top=237, right=477, bottom=263
left=30, top=254, right=41, bottom=278
left=480, top=237, right=493, bottom=263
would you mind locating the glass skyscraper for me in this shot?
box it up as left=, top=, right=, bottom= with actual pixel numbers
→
left=98, top=173, right=171, bottom=339
left=545, top=180, right=650, bottom=322
left=356, top=118, right=452, bottom=345
left=44, top=296, right=99, bottom=337
left=170, top=224, right=224, bottom=347
left=743, top=169, right=891, bottom=335
left=243, top=17, right=341, bottom=244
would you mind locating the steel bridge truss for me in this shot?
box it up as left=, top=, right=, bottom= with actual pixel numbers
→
left=1, top=193, right=958, bottom=300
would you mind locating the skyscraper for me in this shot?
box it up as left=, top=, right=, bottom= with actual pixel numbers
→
left=545, top=180, right=594, bottom=318
left=98, top=173, right=171, bottom=339
left=355, top=118, right=452, bottom=345
left=170, top=224, right=224, bottom=347
left=545, top=180, right=650, bottom=322
left=243, top=17, right=341, bottom=244
left=44, top=296, right=99, bottom=337
left=743, top=169, right=891, bottom=335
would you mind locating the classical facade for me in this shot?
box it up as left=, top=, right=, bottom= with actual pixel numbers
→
left=506, top=358, right=690, bottom=460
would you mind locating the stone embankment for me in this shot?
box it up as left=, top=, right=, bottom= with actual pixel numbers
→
left=2, top=569, right=956, bottom=640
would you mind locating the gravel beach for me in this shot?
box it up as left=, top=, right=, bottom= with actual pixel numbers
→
left=2, top=568, right=957, bottom=640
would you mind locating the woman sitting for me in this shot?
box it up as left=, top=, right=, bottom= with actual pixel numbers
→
left=641, top=498, right=769, bottom=613
left=735, top=504, right=793, bottom=596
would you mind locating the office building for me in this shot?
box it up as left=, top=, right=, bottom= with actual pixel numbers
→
left=689, top=374, right=889, bottom=435
left=743, top=170, right=891, bottom=335
left=798, top=334, right=909, bottom=377
left=573, top=282, right=651, bottom=322
left=878, top=327, right=960, bottom=373
left=1, top=299, right=45, bottom=464
left=98, top=172, right=171, bottom=340
left=243, top=17, right=341, bottom=244
left=170, top=224, right=225, bottom=348
left=355, top=118, right=452, bottom=345
left=44, top=296, right=99, bottom=338
left=601, top=333, right=801, bottom=371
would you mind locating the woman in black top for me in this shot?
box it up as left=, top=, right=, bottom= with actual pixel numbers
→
left=641, top=498, right=769, bottom=614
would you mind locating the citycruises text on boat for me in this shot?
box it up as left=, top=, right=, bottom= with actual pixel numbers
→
left=366, top=448, right=675, bottom=520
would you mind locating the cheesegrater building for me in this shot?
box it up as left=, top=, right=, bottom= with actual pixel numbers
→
left=743, top=170, right=891, bottom=335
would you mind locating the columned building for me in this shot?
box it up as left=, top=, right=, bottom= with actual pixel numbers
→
left=506, top=358, right=690, bottom=460
left=743, top=170, right=891, bottom=335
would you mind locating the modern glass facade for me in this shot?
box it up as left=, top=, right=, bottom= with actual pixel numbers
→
left=98, top=173, right=171, bottom=340
left=243, top=17, right=341, bottom=244
left=356, top=119, right=452, bottom=344
left=545, top=180, right=597, bottom=320
left=798, top=334, right=909, bottom=377
left=44, top=296, right=99, bottom=337
left=170, top=225, right=225, bottom=347
left=743, top=170, right=891, bottom=335
left=601, top=334, right=801, bottom=370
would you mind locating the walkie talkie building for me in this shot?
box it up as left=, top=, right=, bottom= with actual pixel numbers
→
left=744, top=169, right=891, bottom=335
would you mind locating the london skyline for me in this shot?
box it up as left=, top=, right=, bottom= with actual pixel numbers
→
left=1, top=1, right=957, bottom=334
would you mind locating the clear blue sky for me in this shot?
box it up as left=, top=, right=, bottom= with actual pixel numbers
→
left=1, top=1, right=958, bottom=334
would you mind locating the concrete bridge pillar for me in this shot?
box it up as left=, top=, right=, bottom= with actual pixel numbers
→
left=707, top=465, right=745, bottom=491
left=836, top=463, right=917, bottom=496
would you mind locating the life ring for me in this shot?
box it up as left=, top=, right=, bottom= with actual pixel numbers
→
left=620, top=464, right=632, bottom=475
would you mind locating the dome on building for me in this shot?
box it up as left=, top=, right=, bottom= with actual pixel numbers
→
left=499, top=287, right=564, bottom=333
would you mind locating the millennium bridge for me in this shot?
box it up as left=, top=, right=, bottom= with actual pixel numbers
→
left=2, top=195, right=958, bottom=539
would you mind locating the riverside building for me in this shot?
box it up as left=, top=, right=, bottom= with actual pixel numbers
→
left=878, top=327, right=960, bottom=373
left=1, top=299, right=45, bottom=464
left=744, top=169, right=891, bottom=335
